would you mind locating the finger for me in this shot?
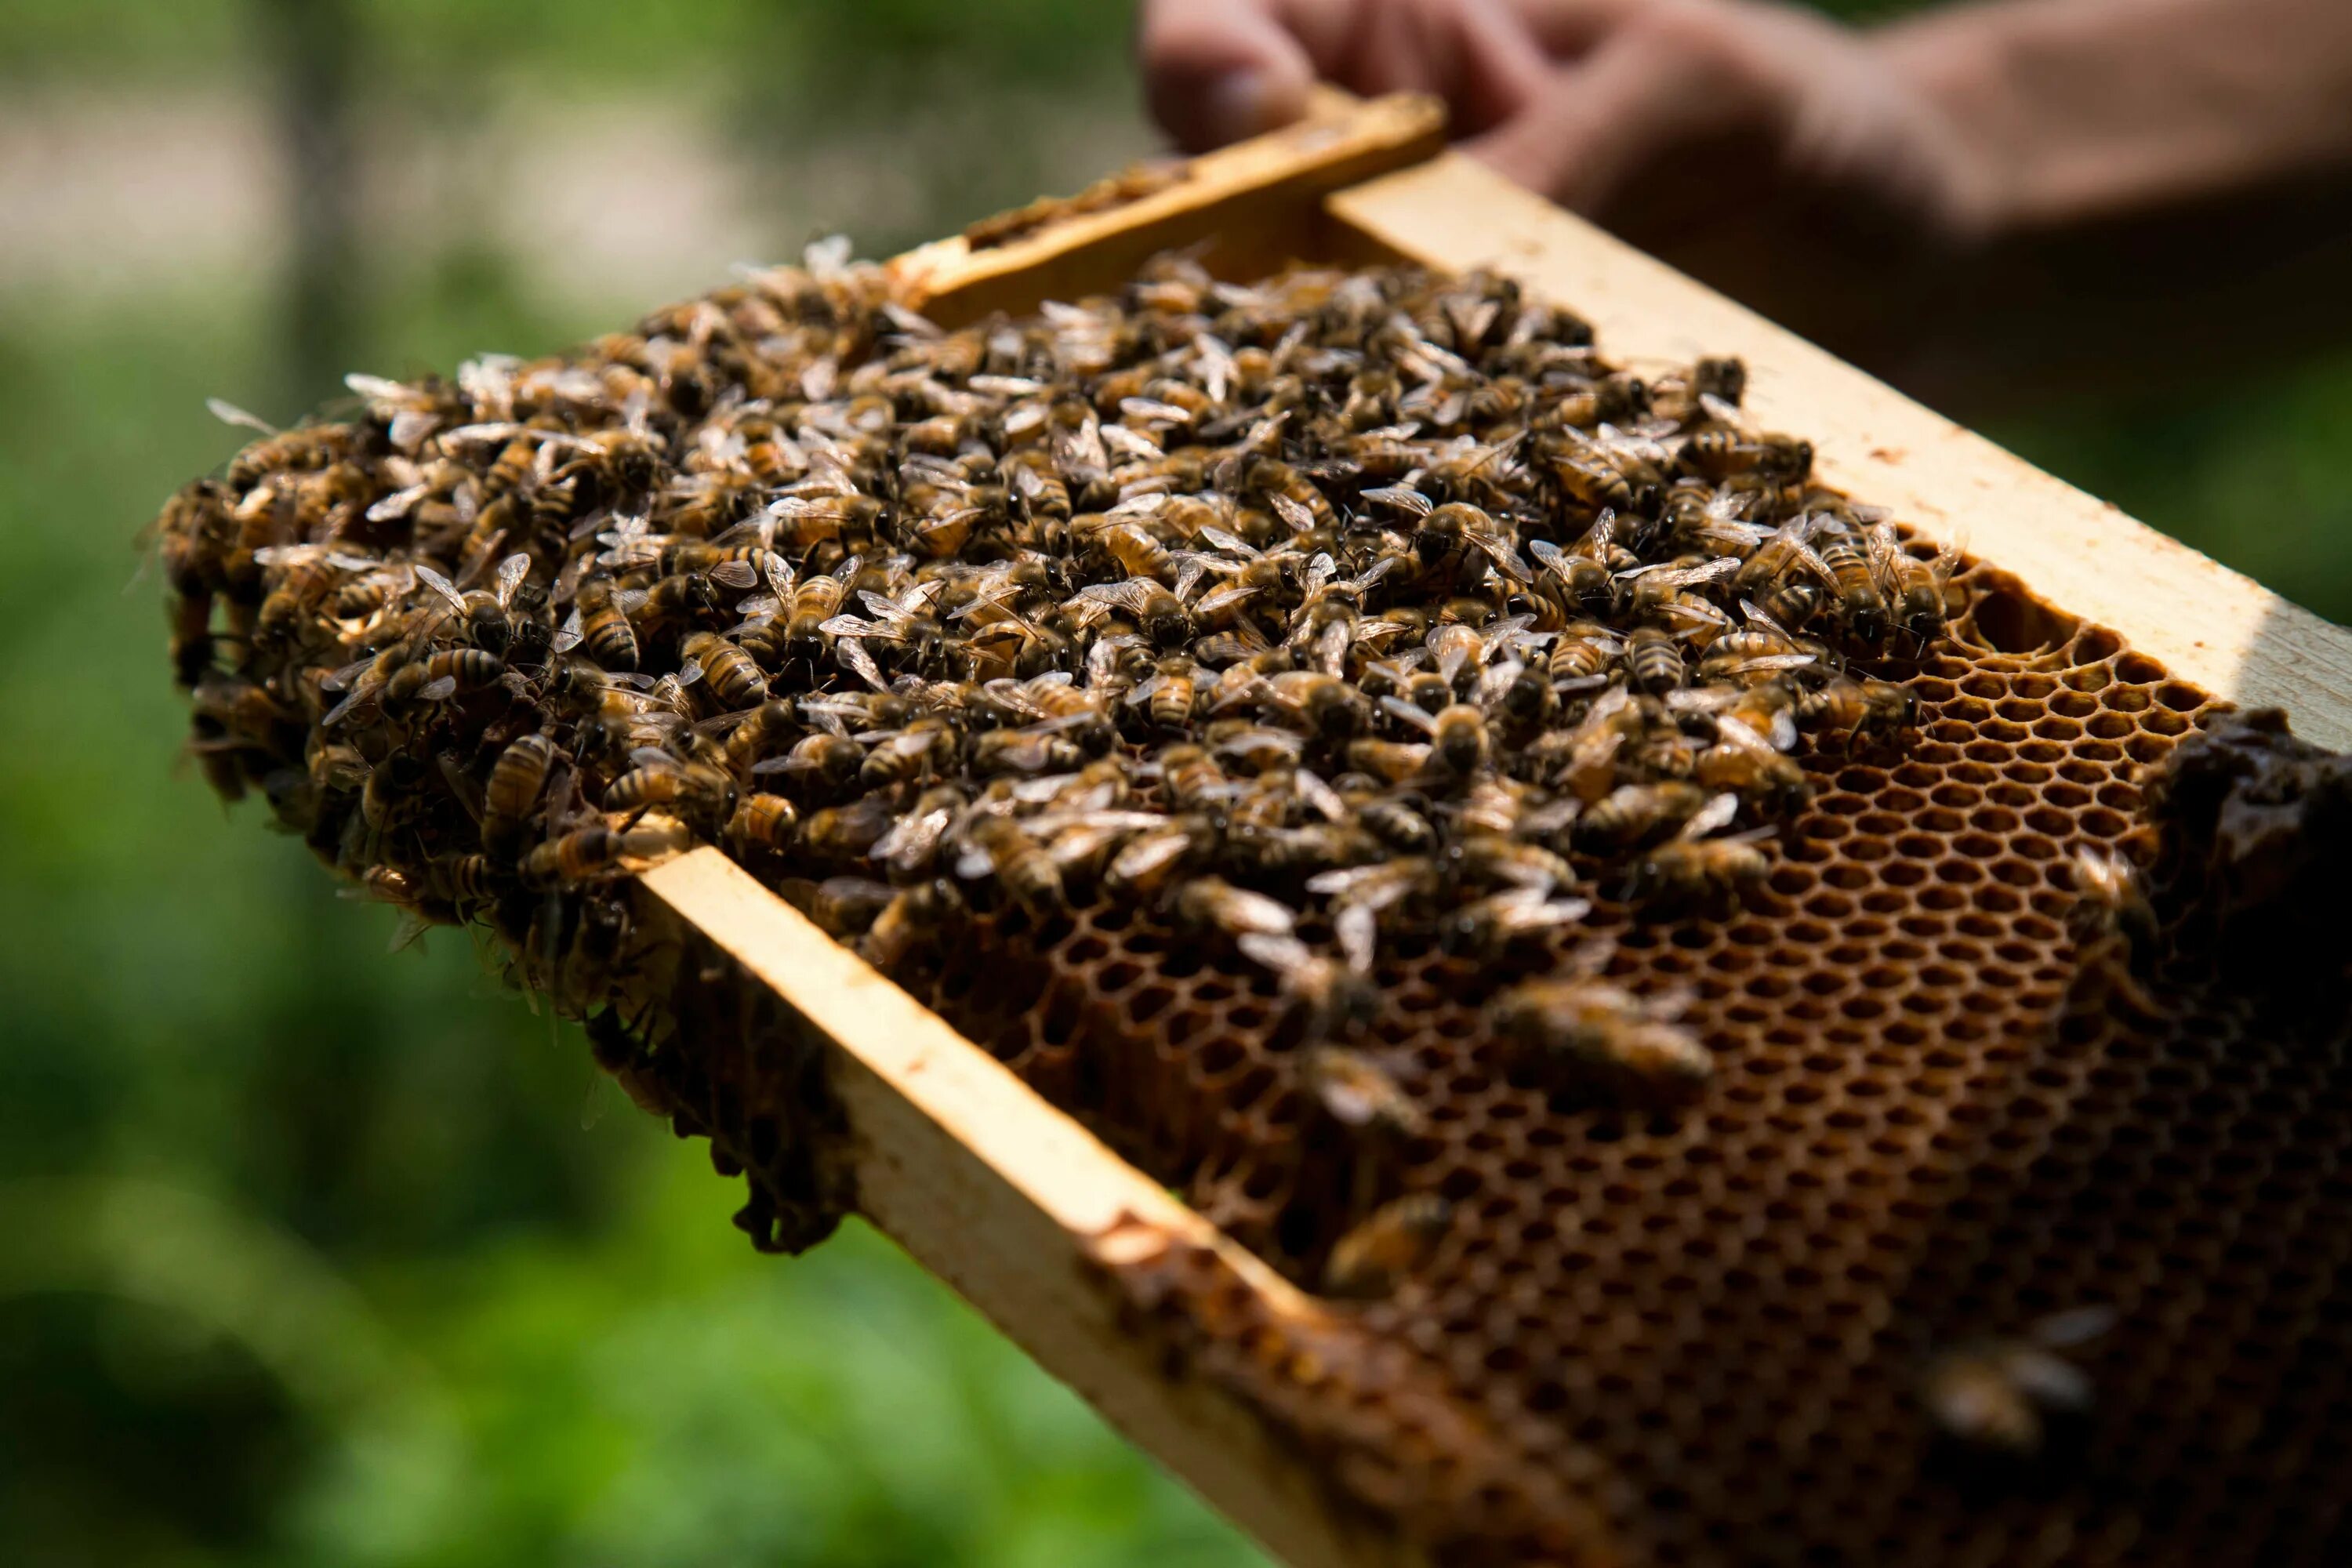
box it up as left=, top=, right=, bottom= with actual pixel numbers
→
left=1466, top=8, right=1780, bottom=212
left=1327, top=0, right=1551, bottom=132
left=1497, top=0, right=1649, bottom=60
left=1450, top=0, right=1556, bottom=131
left=1139, top=0, right=1319, bottom=151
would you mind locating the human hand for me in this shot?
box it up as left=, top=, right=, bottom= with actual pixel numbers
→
left=1137, top=1, right=2002, bottom=371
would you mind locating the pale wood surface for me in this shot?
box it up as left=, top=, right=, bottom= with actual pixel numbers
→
left=888, top=91, right=1444, bottom=328
left=638, top=848, right=1422, bottom=1568
left=1328, top=153, right=2352, bottom=750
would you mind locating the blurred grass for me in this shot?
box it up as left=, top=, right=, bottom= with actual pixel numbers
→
left=2, top=2, right=2349, bottom=1566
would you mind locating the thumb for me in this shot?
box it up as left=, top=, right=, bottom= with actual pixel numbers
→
left=1139, top=0, right=1319, bottom=152
left=1465, top=11, right=1774, bottom=213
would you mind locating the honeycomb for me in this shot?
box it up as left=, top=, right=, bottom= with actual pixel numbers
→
left=155, top=230, right=2352, bottom=1563
left=898, top=586, right=2352, bottom=1568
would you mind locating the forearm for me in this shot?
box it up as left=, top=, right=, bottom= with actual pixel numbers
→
left=1878, top=0, right=2352, bottom=234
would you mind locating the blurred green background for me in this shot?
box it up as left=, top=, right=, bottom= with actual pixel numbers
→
left=2, top=3, right=2346, bottom=1566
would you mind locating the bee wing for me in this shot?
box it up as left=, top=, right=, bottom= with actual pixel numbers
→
left=1110, top=828, right=1192, bottom=882
left=1199, top=524, right=1260, bottom=559
left=1526, top=537, right=1570, bottom=581
left=1587, top=508, right=1617, bottom=551
left=1194, top=582, right=1260, bottom=619
left=675, top=656, right=705, bottom=688
left=1378, top=695, right=1440, bottom=735
left=207, top=397, right=278, bottom=434
left=1738, top=597, right=1790, bottom=637
left=1498, top=895, right=1594, bottom=935
left=1313, top=616, right=1351, bottom=676
left=1267, top=492, right=1318, bottom=534
left=1236, top=931, right=1311, bottom=975
left=419, top=676, right=459, bottom=702
left=1361, top=484, right=1434, bottom=517
left=1678, top=793, right=1742, bottom=840
left=1294, top=768, right=1347, bottom=823
left=1224, top=887, right=1296, bottom=936
left=1335, top=902, right=1377, bottom=975
left=1465, top=529, right=1533, bottom=583
left=837, top=637, right=887, bottom=692
left=2002, top=1346, right=2093, bottom=1411
left=1123, top=673, right=1166, bottom=708
left=1787, top=533, right=1838, bottom=588
left=413, top=563, right=466, bottom=614
left=2031, top=1304, right=2117, bottom=1348
left=553, top=604, right=584, bottom=653
left=1073, top=579, right=1161, bottom=617
left=366, top=482, right=429, bottom=523
left=493, top=551, right=532, bottom=607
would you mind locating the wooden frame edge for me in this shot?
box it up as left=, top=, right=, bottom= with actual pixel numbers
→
left=640, top=848, right=1425, bottom=1568
left=888, top=89, right=1446, bottom=328
left=1324, top=152, right=2352, bottom=750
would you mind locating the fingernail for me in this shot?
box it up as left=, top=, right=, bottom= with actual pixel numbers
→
left=1200, top=70, right=1280, bottom=144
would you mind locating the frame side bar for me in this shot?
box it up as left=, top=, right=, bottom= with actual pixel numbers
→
left=639, top=847, right=1421, bottom=1568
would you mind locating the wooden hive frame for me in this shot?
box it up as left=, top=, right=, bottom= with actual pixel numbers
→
left=633, top=91, right=2352, bottom=1568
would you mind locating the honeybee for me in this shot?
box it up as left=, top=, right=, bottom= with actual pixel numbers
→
left=1534, top=431, right=1635, bottom=513
left=483, top=732, right=558, bottom=853
left=1377, top=699, right=1487, bottom=779
left=1126, top=655, right=1200, bottom=729
left=858, top=724, right=950, bottom=789
left=754, top=731, right=866, bottom=799
left=1919, top=1308, right=2113, bottom=1459
left=1868, top=521, right=1960, bottom=647
left=1798, top=674, right=1915, bottom=739
left=1237, top=934, right=1378, bottom=1044
left=2068, top=847, right=2158, bottom=956
left=1258, top=670, right=1364, bottom=740
left=955, top=814, right=1067, bottom=919
left=1798, top=514, right=1888, bottom=643
left=679, top=630, right=769, bottom=710
left=727, top=791, right=800, bottom=854
left=785, top=568, right=853, bottom=657
left=1623, top=625, right=1683, bottom=695
left=1439, top=887, right=1593, bottom=958
left=1175, top=876, right=1295, bottom=941
left=570, top=576, right=639, bottom=671
left=604, top=753, right=738, bottom=835
left=801, top=793, right=900, bottom=862
left=1490, top=977, right=1711, bottom=1106
left=1104, top=814, right=1214, bottom=900
left=1577, top=779, right=1711, bottom=851
left=1300, top=1044, right=1419, bottom=1136
left=523, top=813, right=688, bottom=886
left=385, top=648, right=504, bottom=710
left=1409, top=500, right=1531, bottom=592
left=1321, top=1194, right=1451, bottom=1300
left=809, top=874, right=898, bottom=936
left=1529, top=511, right=1632, bottom=612
left=1234, top=455, right=1336, bottom=533
left=862, top=877, right=967, bottom=969
left=1681, top=427, right=1810, bottom=482
left=1626, top=811, right=1771, bottom=911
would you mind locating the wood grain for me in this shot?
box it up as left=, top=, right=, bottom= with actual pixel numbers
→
left=1327, top=153, right=2352, bottom=750
left=888, top=91, right=1445, bottom=328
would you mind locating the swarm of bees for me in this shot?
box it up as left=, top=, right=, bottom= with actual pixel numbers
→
left=155, top=244, right=1957, bottom=1298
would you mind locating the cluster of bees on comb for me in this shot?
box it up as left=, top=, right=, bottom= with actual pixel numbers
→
left=156, top=243, right=1980, bottom=1303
